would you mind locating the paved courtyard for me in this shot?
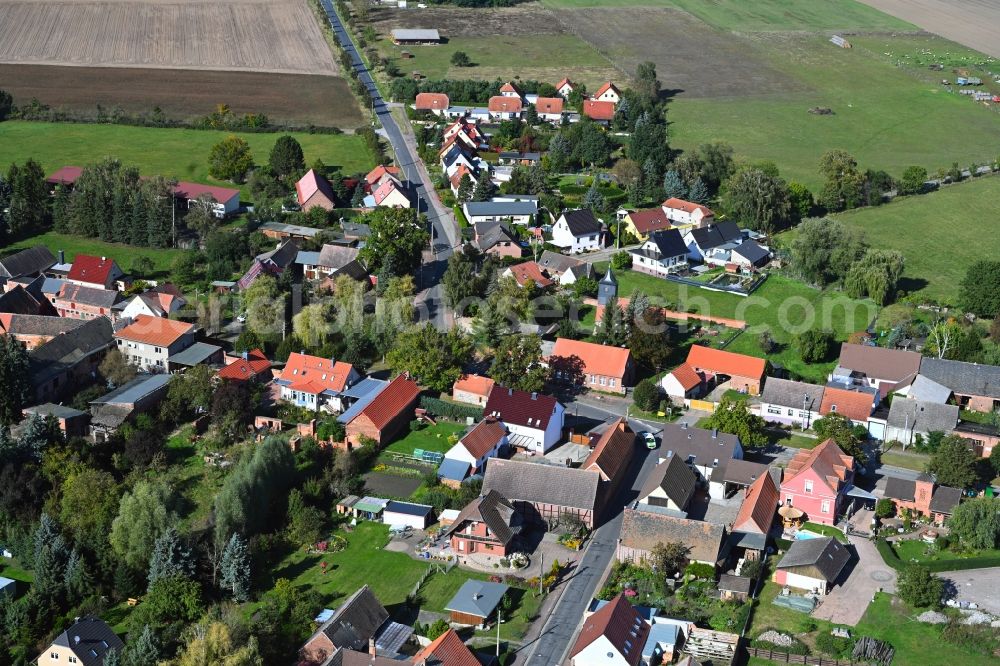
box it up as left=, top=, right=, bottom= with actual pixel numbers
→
left=811, top=533, right=896, bottom=626
left=940, top=567, right=1000, bottom=615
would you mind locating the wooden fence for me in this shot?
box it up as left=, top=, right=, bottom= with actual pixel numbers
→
left=745, top=647, right=863, bottom=665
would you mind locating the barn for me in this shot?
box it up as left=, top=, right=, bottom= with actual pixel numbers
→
left=391, top=29, right=441, bottom=45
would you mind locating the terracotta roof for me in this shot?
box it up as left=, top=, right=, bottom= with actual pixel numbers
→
left=295, top=169, right=337, bottom=206
left=732, top=472, right=779, bottom=535
left=627, top=208, right=672, bottom=235
left=669, top=363, right=703, bottom=391
left=46, top=166, right=84, bottom=186
left=218, top=349, right=271, bottom=381
left=620, top=508, right=725, bottom=565
left=582, top=100, right=615, bottom=121
left=372, top=179, right=407, bottom=205
left=173, top=181, right=239, bottom=205
left=115, top=314, right=194, bottom=347
left=506, top=261, right=553, bottom=288
left=453, top=373, right=495, bottom=398
left=365, top=164, right=402, bottom=186
left=484, top=385, right=560, bottom=431
left=356, top=374, right=420, bottom=430
left=584, top=418, right=635, bottom=482
left=594, top=81, right=620, bottom=98
left=819, top=386, right=875, bottom=422
left=458, top=417, right=507, bottom=459
left=836, top=343, right=921, bottom=384
left=413, top=629, right=480, bottom=666
left=66, top=254, right=119, bottom=286
left=282, top=352, right=357, bottom=394
left=488, top=96, right=523, bottom=113
left=784, top=439, right=853, bottom=493
left=686, top=344, right=766, bottom=380
left=499, top=81, right=523, bottom=95
left=555, top=77, right=573, bottom=90
left=551, top=337, right=631, bottom=380
left=535, top=97, right=564, bottom=114
left=444, top=489, right=521, bottom=546
left=662, top=197, right=714, bottom=217
left=415, top=92, right=450, bottom=111
left=570, top=593, right=648, bottom=666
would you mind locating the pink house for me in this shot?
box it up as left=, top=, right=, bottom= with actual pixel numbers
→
left=779, top=439, right=854, bottom=526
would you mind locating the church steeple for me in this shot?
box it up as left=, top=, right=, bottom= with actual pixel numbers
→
left=598, top=266, right=618, bottom=306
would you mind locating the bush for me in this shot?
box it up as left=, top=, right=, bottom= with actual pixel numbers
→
left=816, top=632, right=854, bottom=658
left=611, top=251, right=632, bottom=270
left=419, top=396, right=483, bottom=421
left=427, top=618, right=450, bottom=640
left=686, top=562, right=715, bottom=580
left=409, top=419, right=428, bottom=432
left=632, top=378, right=661, bottom=412
left=875, top=498, right=895, bottom=519
left=897, top=564, right=944, bottom=608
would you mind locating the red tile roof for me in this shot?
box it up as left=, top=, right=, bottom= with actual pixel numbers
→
left=115, top=314, right=194, bottom=347
left=582, top=100, right=616, bottom=121
left=594, top=81, right=621, bottom=99
left=584, top=418, right=634, bottom=483
left=686, top=344, right=766, bottom=380
left=372, top=179, right=407, bottom=205
left=570, top=593, right=648, bottom=665
left=484, top=386, right=560, bottom=431
left=555, top=77, right=573, bottom=91
left=733, top=472, right=779, bottom=535
left=458, top=417, right=507, bottom=459
left=413, top=629, right=479, bottom=666
left=218, top=348, right=271, bottom=381
left=357, top=374, right=420, bottom=430
left=453, top=374, right=495, bottom=398
left=415, top=92, right=450, bottom=111
left=282, top=352, right=357, bottom=394
left=784, top=439, right=853, bottom=492
left=535, top=97, right=564, bottom=115
left=66, top=254, right=120, bottom=287
left=670, top=363, right=703, bottom=391
left=45, top=166, right=84, bottom=186
left=662, top=197, right=714, bottom=217
left=488, top=96, right=523, bottom=113
left=506, top=261, right=553, bottom=288
left=627, top=207, right=672, bottom=235
left=499, top=81, right=523, bottom=95
left=820, top=386, right=875, bottom=422
left=295, top=169, right=336, bottom=206
left=172, top=181, right=240, bottom=205
left=365, top=164, right=402, bottom=187
left=551, top=337, right=631, bottom=380
left=449, top=164, right=475, bottom=191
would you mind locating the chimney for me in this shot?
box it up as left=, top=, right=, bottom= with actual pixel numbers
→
left=369, top=638, right=377, bottom=658
left=58, top=250, right=65, bottom=264
left=74, top=636, right=81, bottom=645
left=242, top=350, right=248, bottom=361
left=508, top=388, right=513, bottom=396
left=101, top=256, right=106, bottom=262
left=531, top=392, right=537, bottom=400
left=712, top=429, right=718, bottom=439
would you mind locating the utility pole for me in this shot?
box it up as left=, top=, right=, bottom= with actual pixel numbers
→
left=496, top=610, right=502, bottom=657
left=538, top=551, right=544, bottom=596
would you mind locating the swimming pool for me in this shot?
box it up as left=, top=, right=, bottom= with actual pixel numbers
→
left=795, top=530, right=824, bottom=540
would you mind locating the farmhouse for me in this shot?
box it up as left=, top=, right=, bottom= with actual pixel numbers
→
left=276, top=352, right=361, bottom=413
left=884, top=398, right=959, bottom=446
left=636, top=453, right=698, bottom=514
left=0, top=313, right=84, bottom=350
left=488, top=95, right=523, bottom=120
left=674, top=344, right=767, bottom=396
left=463, top=200, right=537, bottom=225
left=89, top=373, right=172, bottom=440
left=617, top=509, right=726, bottom=568
left=819, top=386, right=878, bottom=427
left=549, top=337, right=633, bottom=395
left=53, top=283, right=120, bottom=321
left=831, top=343, right=921, bottom=396
left=918, top=357, right=1000, bottom=412
left=780, top=439, right=855, bottom=526
left=583, top=418, right=637, bottom=499
left=552, top=209, right=604, bottom=253
left=238, top=239, right=299, bottom=290
left=29, top=317, right=113, bottom=403
left=295, top=169, right=337, bottom=211
left=341, top=374, right=420, bottom=446
left=483, top=386, right=564, bottom=453
left=883, top=474, right=962, bottom=526
left=534, top=97, right=565, bottom=122
left=569, top=593, right=650, bottom=666
left=581, top=100, right=615, bottom=125
left=482, top=458, right=600, bottom=528
left=663, top=198, right=715, bottom=227
left=451, top=374, right=495, bottom=406
left=474, top=223, right=522, bottom=259
left=760, top=377, right=825, bottom=429
left=445, top=490, right=522, bottom=557
left=0, top=245, right=56, bottom=279
left=390, top=29, right=441, bottom=45
left=620, top=207, right=672, bottom=240
left=774, top=537, right=851, bottom=595
left=657, top=422, right=744, bottom=499
left=66, top=255, right=124, bottom=290
left=443, top=416, right=508, bottom=477
left=628, top=229, right=689, bottom=277
left=114, top=314, right=196, bottom=372
left=536, top=251, right=593, bottom=286
left=299, top=585, right=390, bottom=664
left=503, top=261, right=553, bottom=289
left=415, top=92, right=449, bottom=115
left=592, top=81, right=622, bottom=104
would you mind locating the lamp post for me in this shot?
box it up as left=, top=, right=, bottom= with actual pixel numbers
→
left=496, top=610, right=503, bottom=657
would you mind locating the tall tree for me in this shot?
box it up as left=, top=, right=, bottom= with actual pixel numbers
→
left=818, top=149, right=865, bottom=212
left=470, top=175, right=495, bottom=202
left=147, top=527, right=195, bottom=590
left=358, top=207, right=429, bottom=277
left=220, top=533, right=252, bottom=602
left=208, top=135, right=254, bottom=183
left=927, top=435, right=979, bottom=489
left=662, top=170, right=687, bottom=200
left=385, top=325, right=472, bottom=393
left=456, top=174, right=473, bottom=203
left=213, top=437, right=296, bottom=545
left=703, top=396, right=768, bottom=448
left=947, top=496, right=1000, bottom=550
left=0, top=334, right=29, bottom=425
left=268, top=135, right=305, bottom=179
left=109, top=481, right=175, bottom=571
left=123, top=625, right=160, bottom=666
left=4, top=159, right=49, bottom=236
left=686, top=177, right=709, bottom=204
left=634, top=61, right=661, bottom=104
left=720, top=166, right=791, bottom=235
left=490, top=334, right=547, bottom=393
left=959, top=260, right=1000, bottom=317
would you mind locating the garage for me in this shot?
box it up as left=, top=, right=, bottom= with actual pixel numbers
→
left=382, top=501, right=434, bottom=530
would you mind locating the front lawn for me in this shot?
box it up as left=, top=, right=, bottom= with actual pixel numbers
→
left=890, top=539, right=1000, bottom=568
left=385, top=422, right=467, bottom=456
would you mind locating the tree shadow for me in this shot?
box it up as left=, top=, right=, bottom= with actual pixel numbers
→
left=896, top=276, right=929, bottom=295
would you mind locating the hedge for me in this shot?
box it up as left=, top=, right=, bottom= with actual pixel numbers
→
left=419, top=396, right=483, bottom=421
left=876, top=538, right=1000, bottom=573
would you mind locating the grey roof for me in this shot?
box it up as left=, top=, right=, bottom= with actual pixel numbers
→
left=883, top=475, right=916, bottom=502
left=638, top=454, right=697, bottom=509
left=0, top=245, right=56, bottom=278
left=438, top=457, right=471, bottom=482
left=723, top=458, right=771, bottom=486
left=296, top=251, right=320, bottom=266
left=474, top=222, right=519, bottom=252
left=761, top=377, right=825, bottom=411
left=906, top=374, right=952, bottom=404
left=259, top=221, right=322, bottom=238
left=643, top=623, right=681, bottom=660
left=688, top=222, right=741, bottom=250
left=391, top=28, right=441, bottom=41
left=444, top=490, right=522, bottom=545
left=658, top=422, right=741, bottom=483
left=837, top=343, right=921, bottom=384
left=777, top=536, right=851, bottom=583
left=29, top=317, right=114, bottom=388
left=483, top=458, right=600, bottom=511
left=342, top=221, right=371, bottom=239
left=444, top=579, right=509, bottom=618
left=643, top=229, right=688, bottom=259
left=384, top=501, right=433, bottom=517
left=929, top=486, right=962, bottom=514
left=337, top=380, right=389, bottom=424
left=559, top=209, right=602, bottom=236
left=56, top=283, right=120, bottom=308
left=92, top=373, right=172, bottom=407
left=24, top=403, right=87, bottom=420
left=41, top=277, right=66, bottom=295
left=465, top=201, right=538, bottom=218
left=340, top=377, right=387, bottom=400
left=498, top=151, right=541, bottom=161
left=886, top=399, right=959, bottom=434
left=0, top=314, right=85, bottom=337
left=258, top=239, right=300, bottom=268
left=919, top=357, right=1000, bottom=400
left=620, top=508, right=726, bottom=565
left=318, top=244, right=361, bottom=270
left=312, top=585, right=389, bottom=651
left=537, top=250, right=585, bottom=275
left=167, top=342, right=221, bottom=367
left=51, top=616, right=124, bottom=666
left=733, top=240, right=770, bottom=265
left=717, top=574, right=752, bottom=594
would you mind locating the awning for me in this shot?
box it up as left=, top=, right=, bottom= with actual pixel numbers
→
left=845, top=484, right=877, bottom=500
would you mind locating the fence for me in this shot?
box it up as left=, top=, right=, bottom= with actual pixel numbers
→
left=745, top=648, right=863, bottom=665
left=688, top=399, right=717, bottom=413
left=659, top=271, right=768, bottom=297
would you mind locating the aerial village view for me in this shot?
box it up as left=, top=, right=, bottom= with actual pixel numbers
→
left=1, top=0, right=1000, bottom=664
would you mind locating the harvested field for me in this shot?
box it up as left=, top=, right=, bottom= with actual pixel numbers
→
left=370, top=4, right=564, bottom=38
left=0, top=0, right=337, bottom=74
left=552, top=7, right=800, bottom=98
left=858, top=0, right=1000, bottom=59
left=0, top=64, right=364, bottom=127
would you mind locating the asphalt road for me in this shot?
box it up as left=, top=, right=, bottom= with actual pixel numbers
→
left=318, top=0, right=458, bottom=326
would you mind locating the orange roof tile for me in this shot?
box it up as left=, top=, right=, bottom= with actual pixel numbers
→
left=499, top=81, right=523, bottom=95
left=415, top=92, right=449, bottom=111
left=733, top=472, right=779, bottom=535
left=627, top=208, right=672, bottom=235
left=670, top=363, right=703, bottom=391
left=819, top=386, right=875, bottom=422
left=357, top=374, right=420, bottom=430
left=115, top=314, right=194, bottom=347
left=535, top=97, right=564, bottom=114
left=413, top=629, right=480, bottom=666
left=582, top=100, right=616, bottom=121
left=218, top=348, right=271, bottom=381
left=365, top=164, right=402, bottom=186
left=570, top=593, right=648, bottom=665
left=283, top=352, right=357, bottom=393
left=551, top=337, right=631, bottom=380
left=506, top=261, right=553, bottom=288
left=488, top=96, right=523, bottom=113
left=584, top=418, right=634, bottom=483
left=555, top=77, right=573, bottom=90
left=686, top=344, right=766, bottom=380
left=458, top=417, right=507, bottom=459
left=594, top=81, right=620, bottom=98
left=784, top=439, right=853, bottom=492
left=662, top=197, right=714, bottom=217
left=453, top=373, right=495, bottom=398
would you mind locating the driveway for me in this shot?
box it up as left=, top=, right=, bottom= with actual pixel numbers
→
left=940, top=567, right=1000, bottom=615
left=811, top=534, right=896, bottom=626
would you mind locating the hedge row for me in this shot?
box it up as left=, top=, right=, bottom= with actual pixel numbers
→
left=876, top=538, right=1000, bottom=573
left=419, top=396, right=484, bottom=422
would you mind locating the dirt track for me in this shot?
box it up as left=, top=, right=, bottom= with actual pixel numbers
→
left=858, top=0, right=1000, bottom=58
left=0, top=0, right=338, bottom=74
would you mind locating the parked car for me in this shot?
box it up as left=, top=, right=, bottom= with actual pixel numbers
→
left=640, top=431, right=657, bottom=449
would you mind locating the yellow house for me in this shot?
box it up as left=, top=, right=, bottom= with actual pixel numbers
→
left=620, top=207, right=671, bottom=241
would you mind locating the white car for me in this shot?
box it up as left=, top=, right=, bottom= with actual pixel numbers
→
left=236, top=312, right=247, bottom=324
left=640, top=431, right=657, bottom=449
